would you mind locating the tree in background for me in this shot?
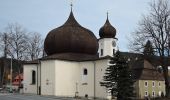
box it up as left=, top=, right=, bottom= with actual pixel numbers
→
left=0, top=23, right=44, bottom=61
left=0, top=23, right=44, bottom=86
left=143, top=40, right=154, bottom=56
left=129, top=0, right=170, bottom=96
left=6, top=23, right=28, bottom=61
left=0, top=32, right=9, bottom=58
left=100, top=51, right=134, bottom=100
left=26, top=32, right=43, bottom=60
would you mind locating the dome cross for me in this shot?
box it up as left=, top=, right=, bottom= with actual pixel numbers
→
left=107, top=11, right=109, bottom=20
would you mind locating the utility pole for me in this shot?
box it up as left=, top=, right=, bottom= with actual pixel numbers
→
left=10, top=57, right=12, bottom=92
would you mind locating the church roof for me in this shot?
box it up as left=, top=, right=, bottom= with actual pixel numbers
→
left=41, top=53, right=98, bottom=61
left=120, top=52, right=165, bottom=81
left=99, top=13, right=116, bottom=39
left=23, top=60, right=39, bottom=64
left=41, top=53, right=112, bottom=62
left=131, top=60, right=164, bottom=81
left=44, top=10, right=98, bottom=56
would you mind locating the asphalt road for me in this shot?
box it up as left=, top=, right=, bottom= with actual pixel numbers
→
left=0, top=93, right=80, bottom=100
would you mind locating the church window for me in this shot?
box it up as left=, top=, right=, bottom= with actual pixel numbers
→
left=83, top=68, right=88, bottom=75
left=101, top=49, right=103, bottom=56
left=112, top=41, right=116, bottom=47
left=32, top=70, right=36, bottom=84
left=113, top=49, right=115, bottom=55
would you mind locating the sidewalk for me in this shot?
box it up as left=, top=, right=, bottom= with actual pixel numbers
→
left=14, top=93, right=108, bottom=100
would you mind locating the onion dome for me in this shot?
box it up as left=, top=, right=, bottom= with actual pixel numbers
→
left=99, top=13, right=116, bottom=38
left=44, top=10, right=98, bottom=56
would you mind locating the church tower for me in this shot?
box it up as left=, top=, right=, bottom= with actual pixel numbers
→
left=98, top=13, right=117, bottom=57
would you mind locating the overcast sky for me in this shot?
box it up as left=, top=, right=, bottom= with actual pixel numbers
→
left=0, top=0, right=152, bottom=51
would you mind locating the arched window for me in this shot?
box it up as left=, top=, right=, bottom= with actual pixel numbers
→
left=32, top=70, right=36, bottom=84
left=83, top=68, right=88, bottom=75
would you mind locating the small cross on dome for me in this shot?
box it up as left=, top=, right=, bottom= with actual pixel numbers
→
left=107, top=11, right=109, bottom=20
left=70, top=2, right=73, bottom=11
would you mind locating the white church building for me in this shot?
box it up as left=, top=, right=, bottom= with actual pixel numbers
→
left=23, top=9, right=118, bottom=99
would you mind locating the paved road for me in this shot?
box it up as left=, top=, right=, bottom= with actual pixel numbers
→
left=0, top=93, right=81, bottom=100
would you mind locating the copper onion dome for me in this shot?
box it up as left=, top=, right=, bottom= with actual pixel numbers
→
left=99, top=14, right=116, bottom=38
left=44, top=10, right=99, bottom=56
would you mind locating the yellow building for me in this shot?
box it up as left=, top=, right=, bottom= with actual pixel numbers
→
left=132, top=59, right=165, bottom=99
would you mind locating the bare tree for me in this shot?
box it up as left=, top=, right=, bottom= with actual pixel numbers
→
left=129, top=0, right=170, bottom=97
left=0, top=23, right=44, bottom=61
left=26, top=32, right=43, bottom=61
left=0, top=23, right=44, bottom=86
left=5, top=23, right=29, bottom=60
left=0, top=32, right=10, bottom=86
left=0, top=32, right=10, bottom=58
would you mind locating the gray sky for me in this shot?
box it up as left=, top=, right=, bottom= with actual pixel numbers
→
left=0, top=0, right=151, bottom=51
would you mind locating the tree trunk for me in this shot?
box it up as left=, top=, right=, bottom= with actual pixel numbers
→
left=161, top=55, right=170, bottom=97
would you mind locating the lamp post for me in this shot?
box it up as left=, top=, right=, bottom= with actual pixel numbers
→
left=10, top=57, right=12, bottom=93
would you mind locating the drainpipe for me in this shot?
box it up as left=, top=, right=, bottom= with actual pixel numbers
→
left=93, top=61, right=96, bottom=99
left=37, top=60, right=39, bottom=95
left=39, top=60, right=41, bottom=95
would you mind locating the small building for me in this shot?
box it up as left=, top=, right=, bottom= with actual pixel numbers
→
left=132, top=59, right=165, bottom=98
left=121, top=52, right=166, bottom=99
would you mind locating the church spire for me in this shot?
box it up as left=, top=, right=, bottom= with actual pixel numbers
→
left=99, top=12, right=117, bottom=38
left=70, top=1, right=73, bottom=12
left=107, top=11, right=109, bottom=21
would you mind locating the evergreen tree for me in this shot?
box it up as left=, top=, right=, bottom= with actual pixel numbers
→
left=143, top=40, right=154, bottom=56
left=100, top=51, right=135, bottom=100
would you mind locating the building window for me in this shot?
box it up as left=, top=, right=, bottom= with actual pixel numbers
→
left=101, top=49, right=103, bottom=56
left=112, top=41, right=116, bottom=47
left=152, top=91, right=155, bottom=97
left=152, top=81, right=155, bottom=87
left=113, top=49, right=115, bottom=55
left=32, top=70, right=36, bottom=84
left=158, top=82, right=161, bottom=87
left=83, top=68, right=88, bottom=75
left=144, top=81, right=148, bottom=87
left=145, top=91, right=148, bottom=97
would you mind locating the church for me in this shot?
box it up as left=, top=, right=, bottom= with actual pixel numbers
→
left=23, top=7, right=166, bottom=99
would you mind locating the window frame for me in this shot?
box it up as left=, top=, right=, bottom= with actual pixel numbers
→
left=158, top=82, right=161, bottom=87
left=144, top=81, right=148, bottom=87
left=152, top=91, right=155, bottom=97
left=145, top=91, right=148, bottom=97
left=152, top=81, right=155, bottom=87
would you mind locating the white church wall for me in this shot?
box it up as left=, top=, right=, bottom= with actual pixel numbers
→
left=79, top=61, right=95, bottom=98
left=23, top=64, right=38, bottom=94
left=54, top=60, right=80, bottom=97
left=41, top=60, right=56, bottom=95
left=23, top=58, right=111, bottom=99
left=95, top=59, right=110, bottom=99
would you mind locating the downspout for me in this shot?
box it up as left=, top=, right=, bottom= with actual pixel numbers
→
left=93, top=61, right=96, bottom=99
left=39, top=60, right=41, bottom=95
left=37, top=60, right=39, bottom=95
